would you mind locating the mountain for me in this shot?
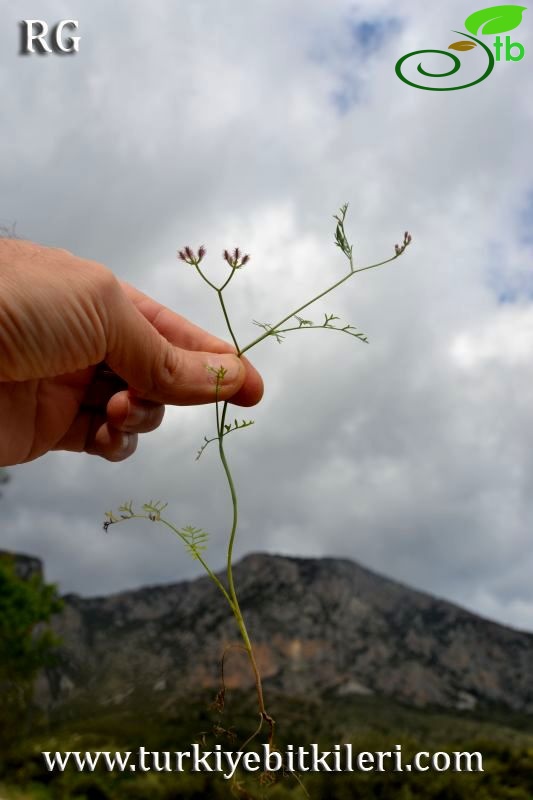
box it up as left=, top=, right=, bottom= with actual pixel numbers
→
left=15, top=550, right=531, bottom=716
left=4, top=550, right=533, bottom=800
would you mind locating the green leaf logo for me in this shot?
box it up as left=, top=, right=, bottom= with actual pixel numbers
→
left=464, top=5, right=527, bottom=35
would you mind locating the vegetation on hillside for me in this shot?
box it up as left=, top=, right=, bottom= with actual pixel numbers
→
left=1, top=691, right=533, bottom=799
left=0, top=553, right=63, bottom=756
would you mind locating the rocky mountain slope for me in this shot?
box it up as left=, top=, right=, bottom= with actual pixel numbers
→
left=6, top=550, right=533, bottom=714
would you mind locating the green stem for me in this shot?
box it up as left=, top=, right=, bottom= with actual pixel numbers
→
left=217, top=290, right=241, bottom=354
left=218, top=402, right=238, bottom=603
left=219, top=266, right=237, bottom=292
left=217, top=398, right=272, bottom=729
left=110, top=513, right=235, bottom=611
left=116, top=506, right=267, bottom=719
left=194, top=263, right=219, bottom=291
left=206, top=360, right=271, bottom=729
left=215, top=394, right=221, bottom=439
left=159, top=518, right=234, bottom=609
left=194, top=229, right=406, bottom=745
left=239, top=252, right=398, bottom=356
left=273, top=324, right=367, bottom=340
left=194, top=263, right=240, bottom=350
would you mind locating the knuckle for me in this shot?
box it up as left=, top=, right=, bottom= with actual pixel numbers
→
left=153, top=343, right=183, bottom=394
left=83, top=262, right=122, bottom=344
left=90, top=261, right=119, bottom=294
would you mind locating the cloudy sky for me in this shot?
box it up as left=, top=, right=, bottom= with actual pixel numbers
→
left=1, top=0, right=532, bottom=632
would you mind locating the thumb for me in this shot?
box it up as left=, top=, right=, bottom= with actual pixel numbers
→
left=104, top=291, right=245, bottom=405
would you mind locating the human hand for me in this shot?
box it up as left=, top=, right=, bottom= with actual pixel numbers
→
left=0, top=240, right=263, bottom=466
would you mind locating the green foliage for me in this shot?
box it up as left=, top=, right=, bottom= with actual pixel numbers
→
left=252, top=319, right=287, bottom=344
left=0, top=554, right=63, bottom=754
left=0, top=554, right=62, bottom=683
left=253, top=313, right=368, bottom=344
left=333, top=203, right=354, bottom=268
left=2, top=693, right=533, bottom=799
left=178, top=525, right=209, bottom=561
left=196, top=418, right=255, bottom=461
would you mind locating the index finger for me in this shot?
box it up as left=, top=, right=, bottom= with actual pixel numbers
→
left=120, top=279, right=235, bottom=352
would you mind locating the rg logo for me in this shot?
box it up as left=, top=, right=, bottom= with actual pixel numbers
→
left=19, top=20, right=80, bottom=54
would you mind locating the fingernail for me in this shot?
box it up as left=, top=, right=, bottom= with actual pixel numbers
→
left=124, top=404, right=145, bottom=429
left=117, top=432, right=134, bottom=456
left=206, top=355, right=243, bottom=385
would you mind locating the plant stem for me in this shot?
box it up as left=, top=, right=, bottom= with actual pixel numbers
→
left=112, top=513, right=235, bottom=610
left=217, top=290, right=240, bottom=354
left=218, top=402, right=238, bottom=604
left=194, top=263, right=240, bottom=352
left=194, top=263, right=219, bottom=292
left=239, top=252, right=398, bottom=356
left=204, top=247, right=402, bottom=739
left=192, top=229, right=408, bottom=747
left=217, top=398, right=274, bottom=738
left=109, top=216, right=410, bottom=761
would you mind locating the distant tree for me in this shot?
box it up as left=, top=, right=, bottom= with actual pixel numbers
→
left=0, top=552, right=63, bottom=752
